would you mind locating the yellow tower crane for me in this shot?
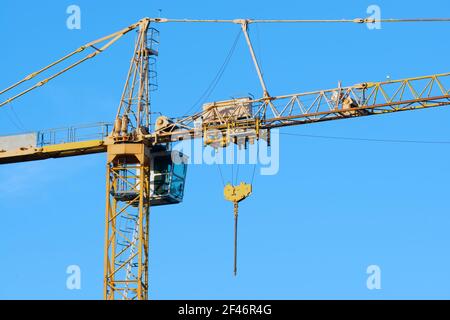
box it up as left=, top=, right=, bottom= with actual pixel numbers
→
left=1, top=17, right=450, bottom=300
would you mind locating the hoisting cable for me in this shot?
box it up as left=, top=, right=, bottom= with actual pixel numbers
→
left=235, top=162, right=240, bottom=186
left=250, top=141, right=260, bottom=185
left=231, top=163, right=234, bottom=185
left=182, top=28, right=242, bottom=117
left=251, top=163, right=257, bottom=184
left=216, top=163, right=226, bottom=187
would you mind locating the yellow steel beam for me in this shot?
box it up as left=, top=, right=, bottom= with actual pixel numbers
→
left=0, top=140, right=106, bottom=164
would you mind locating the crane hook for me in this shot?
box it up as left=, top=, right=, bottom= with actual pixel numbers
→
left=224, top=182, right=252, bottom=276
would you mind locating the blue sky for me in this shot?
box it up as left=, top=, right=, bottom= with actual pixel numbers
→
left=1, top=0, right=450, bottom=299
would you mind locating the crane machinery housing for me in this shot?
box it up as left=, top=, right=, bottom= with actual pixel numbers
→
left=1, top=16, right=450, bottom=300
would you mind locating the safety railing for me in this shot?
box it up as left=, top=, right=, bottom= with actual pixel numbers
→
left=36, top=122, right=112, bottom=147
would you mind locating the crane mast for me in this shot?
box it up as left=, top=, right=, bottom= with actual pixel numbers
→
left=104, top=19, right=155, bottom=300
left=0, top=17, right=450, bottom=300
